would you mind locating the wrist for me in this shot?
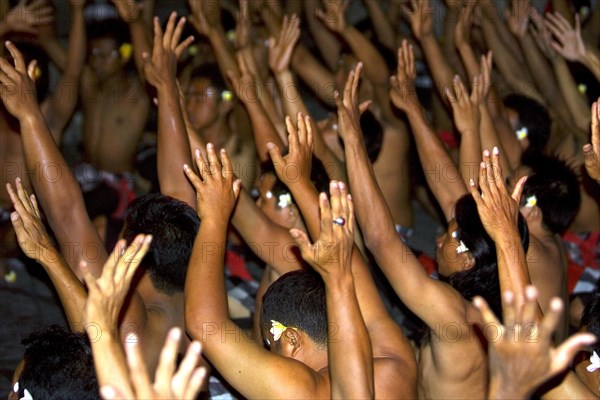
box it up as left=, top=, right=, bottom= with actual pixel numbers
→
left=488, top=375, right=530, bottom=399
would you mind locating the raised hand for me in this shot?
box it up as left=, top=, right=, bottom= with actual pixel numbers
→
left=469, top=148, right=526, bottom=243
left=507, top=0, right=532, bottom=39
left=6, top=179, right=55, bottom=263
left=446, top=74, right=483, bottom=135
left=226, top=52, right=255, bottom=104
left=266, top=112, right=314, bottom=187
left=112, top=0, right=143, bottom=23
left=529, top=8, right=556, bottom=60
left=544, top=12, right=586, bottom=62
left=1, top=0, right=54, bottom=36
left=188, top=0, right=220, bottom=37
left=290, top=180, right=354, bottom=281
left=475, top=287, right=596, bottom=399
left=143, top=12, right=194, bottom=90
left=401, top=0, right=433, bottom=41
left=267, top=14, right=300, bottom=74
left=82, top=235, right=152, bottom=329
left=0, top=42, right=39, bottom=120
left=454, top=0, right=475, bottom=48
left=335, top=62, right=371, bottom=142
left=316, top=0, right=348, bottom=34
left=389, top=40, right=420, bottom=114
left=183, top=144, right=242, bottom=221
left=585, top=99, right=600, bottom=183
left=101, top=328, right=207, bottom=400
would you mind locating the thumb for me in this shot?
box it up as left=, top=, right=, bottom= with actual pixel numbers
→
left=233, top=178, right=242, bottom=199
left=266, top=142, right=285, bottom=174
left=10, top=211, right=25, bottom=234
left=511, top=176, right=527, bottom=204
left=359, top=100, right=372, bottom=115
left=290, top=228, right=312, bottom=252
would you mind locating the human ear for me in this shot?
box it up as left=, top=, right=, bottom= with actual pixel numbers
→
left=281, top=328, right=302, bottom=358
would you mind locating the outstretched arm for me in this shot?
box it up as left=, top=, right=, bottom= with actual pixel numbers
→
left=7, top=181, right=86, bottom=330
left=143, top=13, right=196, bottom=208
left=585, top=99, right=600, bottom=184
left=390, top=41, right=467, bottom=221
left=470, top=148, right=530, bottom=307
left=183, top=145, right=328, bottom=399
left=39, top=0, right=86, bottom=142
left=113, top=0, right=153, bottom=82
left=291, top=187, right=373, bottom=399
left=0, top=41, right=106, bottom=277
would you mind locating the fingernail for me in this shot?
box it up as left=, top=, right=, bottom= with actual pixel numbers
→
left=195, top=148, right=201, bottom=158
left=492, top=146, right=499, bottom=155
left=191, top=341, right=201, bottom=354
left=338, top=182, right=345, bottom=189
left=11, top=212, right=19, bottom=221
left=481, top=162, right=486, bottom=169
left=207, top=143, right=214, bottom=150
left=170, top=328, right=181, bottom=341
left=290, top=230, right=299, bottom=238
left=144, top=235, right=153, bottom=244
left=483, top=149, right=490, bottom=157
left=183, top=164, right=190, bottom=171
left=469, top=178, right=475, bottom=186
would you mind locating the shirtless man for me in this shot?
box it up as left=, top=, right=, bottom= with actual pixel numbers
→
left=81, top=16, right=149, bottom=174
left=0, top=13, right=196, bottom=375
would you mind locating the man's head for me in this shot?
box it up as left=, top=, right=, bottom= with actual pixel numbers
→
left=122, top=193, right=200, bottom=295
left=519, top=153, right=581, bottom=234
left=261, top=270, right=328, bottom=358
left=503, top=94, right=551, bottom=153
left=87, top=19, right=129, bottom=80
left=10, top=325, right=98, bottom=400
left=185, top=63, right=233, bottom=131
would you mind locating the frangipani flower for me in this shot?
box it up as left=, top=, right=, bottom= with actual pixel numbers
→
left=270, top=320, right=288, bottom=342
left=587, top=351, right=600, bottom=373
left=516, top=127, right=528, bottom=140
left=526, top=195, right=537, bottom=208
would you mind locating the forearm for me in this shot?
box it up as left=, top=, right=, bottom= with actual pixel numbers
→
left=291, top=46, right=337, bottom=107
left=207, top=28, right=240, bottom=87
left=458, top=128, right=481, bottom=187
left=552, top=57, right=591, bottom=132
left=304, top=1, right=341, bottom=71
left=89, top=329, right=132, bottom=398
left=495, top=231, right=531, bottom=308
left=232, top=190, right=301, bottom=274
left=341, top=26, right=390, bottom=86
left=185, top=219, right=230, bottom=336
left=39, top=249, right=87, bottom=330
left=581, top=47, right=600, bottom=83
left=407, top=109, right=467, bottom=221
left=156, top=82, right=196, bottom=208
left=457, top=44, right=481, bottom=83
left=518, top=34, right=572, bottom=123
left=240, top=95, right=283, bottom=163
left=325, top=274, right=373, bottom=400
left=344, top=135, right=397, bottom=249
left=479, top=105, right=512, bottom=173
left=128, top=19, right=153, bottom=81
left=363, top=0, right=395, bottom=50
left=19, top=111, right=99, bottom=269
left=420, top=34, right=456, bottom=103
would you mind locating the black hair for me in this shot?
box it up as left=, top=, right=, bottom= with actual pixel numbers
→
left=261, top=270, right=328, bottom=347
left=87, top=18, right=129, bottom=46
left=581, top=288, right=600, bottom=355
left=520, top=152, right=581, bottom=234
left=122, top=193, right=200, bottom=295
left=189, top=63, right=228, bottom=98
left=503, top=94, right=551, bottom=152
left=440, top=195, right=530, bottom=318
left=17, top=325, right=99, bottom=400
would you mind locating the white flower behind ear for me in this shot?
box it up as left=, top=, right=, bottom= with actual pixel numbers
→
left=270, top=320, right=288, bottom=342
left=20, top=388, right=33, bottom=400
left=587, top=351, right=600, bottom=373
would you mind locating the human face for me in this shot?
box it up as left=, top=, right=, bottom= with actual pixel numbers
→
left=89, top=38, right=121, bottom=81
left=185, top=78, right=220, bottom=131
left=436, top=219, right=472, bottom=276
left=254, top=174, right=295, bottom=228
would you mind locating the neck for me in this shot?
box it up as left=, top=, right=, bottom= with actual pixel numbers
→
left=201, top=117, right=231, bottom=149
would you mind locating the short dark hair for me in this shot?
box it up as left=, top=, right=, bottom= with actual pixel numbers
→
left=581, top=288, right=600, bottom=355
left=18, top=325, right=99, bottom=400
left=122, top=193, right=200, bottom=295
left=503, top=94, right=551, bottom=152
left=261, top=270, right=328, bottom=347
left=87, top=18, right=129, bottom=46
left=441, top=195, right=530, bottom=318
left=520, top=152, right=581, bottom=234
left=190, top=63, right=227, bottom=97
